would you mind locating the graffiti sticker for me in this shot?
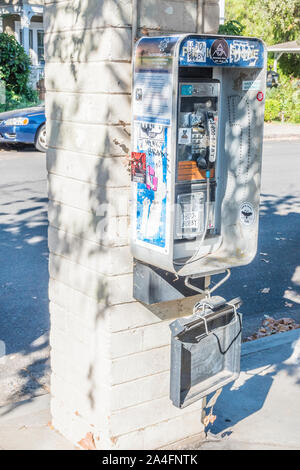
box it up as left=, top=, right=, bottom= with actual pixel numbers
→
left=211, top=39, right=229, bottom=64
left=131, top=152, right=146, bottom=183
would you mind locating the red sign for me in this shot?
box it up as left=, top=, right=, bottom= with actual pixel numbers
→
left=257, top=91, right=264, bottom=102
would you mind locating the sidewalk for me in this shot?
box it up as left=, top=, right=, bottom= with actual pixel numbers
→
left=1, top=329, right=300, bottom=450
left=197, top=329, right=300, bottom=450
left=0, top=394, right=74, bottom=450
left=264, top=122, right=300, bottom=140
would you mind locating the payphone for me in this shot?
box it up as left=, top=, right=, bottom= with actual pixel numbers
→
left=131, top=34, right=266, bottom=281
left=131, top=34, right=266, bottom=408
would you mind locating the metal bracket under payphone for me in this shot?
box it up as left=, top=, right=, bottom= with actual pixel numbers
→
left=133, top=260, right=210, bottom=305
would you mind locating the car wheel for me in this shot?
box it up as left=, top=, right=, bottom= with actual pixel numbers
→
left=35, top=124, right=47, bottom=152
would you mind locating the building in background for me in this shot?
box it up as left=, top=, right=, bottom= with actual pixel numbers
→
left=219, top=0, right=225, bottom=24
left=0, top=1, right=44, bottom=89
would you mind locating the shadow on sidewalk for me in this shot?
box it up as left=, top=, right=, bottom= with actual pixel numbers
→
left=205, top=191, right=300, bottom=438
left=206, top=330, right=300, bottom=438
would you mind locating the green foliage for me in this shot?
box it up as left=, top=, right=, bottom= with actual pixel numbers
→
left=0, top=33, right=31, bottom=94
left=218, top=20, right=245, bottom=36
left=225, top=0, right=299, bottom=43
left=278, top=54, right=300, bottom=78
left=264, top=98, right=281, bottom=121
left=225, top=0, right=300, bottom=77
left=220, top=2, right=300, bottom=122
left=265, top=76, right=300, bottom=123
left=0, top=89, right=40, bottom=113
left=0, top=33, right=40, bottom=111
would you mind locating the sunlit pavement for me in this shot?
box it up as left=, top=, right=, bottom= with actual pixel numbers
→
left=0, top=395, right=74, bottom=450
left=195, top=329, right=300, bottom=450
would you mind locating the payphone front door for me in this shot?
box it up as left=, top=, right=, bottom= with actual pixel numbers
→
left=174, top=80, right=222, bottom=263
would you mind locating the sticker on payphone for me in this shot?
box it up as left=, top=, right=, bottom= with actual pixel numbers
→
left=176, top=192, right=205, bottom=239
left=183, top=211, right=200, bottom=230
left=178, top=128, right=192, bottom=145
left=131, top=152, right=146, bottom=183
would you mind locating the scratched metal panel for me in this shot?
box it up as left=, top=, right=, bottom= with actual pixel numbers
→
left=133, top=260, right=206, bottom=304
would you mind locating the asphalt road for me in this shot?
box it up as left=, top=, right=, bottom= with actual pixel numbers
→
left=0, top=139, right=299, bottom=405
left=0, top=146, right=49, bottom=406
left=217, top=139, right=300, bottom=337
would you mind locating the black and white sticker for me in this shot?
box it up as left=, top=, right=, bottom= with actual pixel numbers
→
left=178, top=127, right=192, bottom=145
left=240, top=202, right=255, bottom=226
left=211, top=39, right=229, bottom=64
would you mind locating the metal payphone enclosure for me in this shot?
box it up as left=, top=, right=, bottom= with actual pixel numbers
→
left=131, top=34, right=267, bottom=277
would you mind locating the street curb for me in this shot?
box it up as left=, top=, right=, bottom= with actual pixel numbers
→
left=242, top=328, right=300, bottom=357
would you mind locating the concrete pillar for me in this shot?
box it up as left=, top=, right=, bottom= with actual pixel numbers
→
left=219, top=0, right=225, bottom=25
left=203, top=0, right=221, bottom=33
left=45, top=0, right=220, bottom=450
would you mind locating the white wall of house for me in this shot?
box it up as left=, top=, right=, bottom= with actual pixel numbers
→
left=15, top=20, right=44, bottom=67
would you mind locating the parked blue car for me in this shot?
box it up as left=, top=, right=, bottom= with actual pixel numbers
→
left=0, top=106, right=46, bottom=152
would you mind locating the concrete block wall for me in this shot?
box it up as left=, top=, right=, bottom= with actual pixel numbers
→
left=45, top=0, right=220, bottom=450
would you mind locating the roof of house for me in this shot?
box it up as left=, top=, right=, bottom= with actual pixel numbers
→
left=267, top=39, right=300, bottom=53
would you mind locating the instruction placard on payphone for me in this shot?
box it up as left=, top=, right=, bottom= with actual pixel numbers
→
left=131, top=34, right=266, bottom=278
